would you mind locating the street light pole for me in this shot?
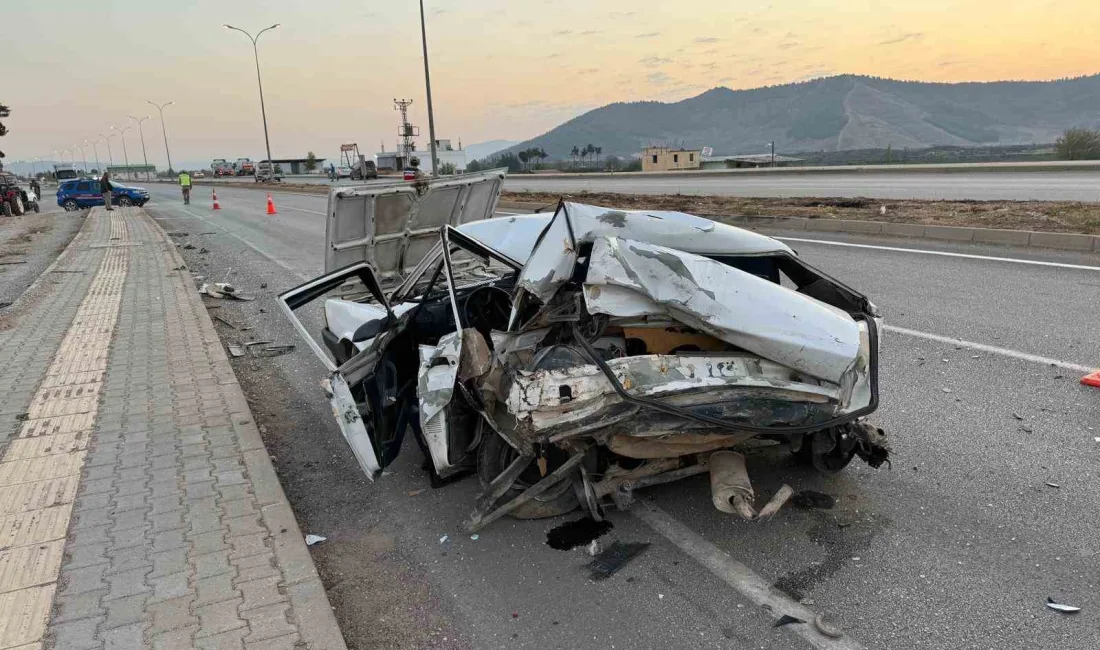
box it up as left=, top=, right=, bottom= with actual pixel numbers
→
left=418, top=0, right=439, bottom=175
left=76, top=143, right=88, bottom=173
left=129, top=115, right=151, bottom=181
left=146, top=100, right=175, bottom=175
left=100, top=133, right=115, bottom=170
left=112, top=126, right=132, bottom=180
left=87, top=140, right=101, bottom=174
left=770, top=141, right=775, bottom=167
left=224, top=24, right=278, bottom=171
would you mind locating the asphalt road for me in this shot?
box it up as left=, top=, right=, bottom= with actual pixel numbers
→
left=142, top=184, right=1100, bottom=650
left=201, top=169, right=1100, bottom=201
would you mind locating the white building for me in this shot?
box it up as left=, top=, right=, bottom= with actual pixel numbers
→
left=375, top=139, right=467, bottom=175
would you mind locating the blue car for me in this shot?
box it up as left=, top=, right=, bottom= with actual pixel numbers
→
left=56, top=178, right=150, bottom=211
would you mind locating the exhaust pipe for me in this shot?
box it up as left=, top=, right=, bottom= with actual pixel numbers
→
left=709, top=451, right=794, bottom=520
left=709, top=451, right=756, bottom=519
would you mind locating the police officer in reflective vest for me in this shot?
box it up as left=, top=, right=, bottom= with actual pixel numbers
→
left=178, top=170, right=192, bottom=204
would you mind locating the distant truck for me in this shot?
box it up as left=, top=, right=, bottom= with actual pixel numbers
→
left=339, top=144, right=378, bottom=180
left=211, top=159, right=235, bottom=177
left=235, top=158, right=255, bottom=176
left=53, top=163, right=78, bottom=181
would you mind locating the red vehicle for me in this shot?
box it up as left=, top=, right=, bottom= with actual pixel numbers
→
left=236, top=158, right=255, bottom=176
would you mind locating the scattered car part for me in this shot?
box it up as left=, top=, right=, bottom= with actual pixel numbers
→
left=1045, top=598, right=1081, bottom=613
left=304, top=534, right=327, bottom=546
left=773, top=614, right=805, bottom=628
left=586, top=541, right=650, bottom=580
left=813, top=614, right=844, bottom=638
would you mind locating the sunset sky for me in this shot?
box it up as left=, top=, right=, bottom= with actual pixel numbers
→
left=6, top=0, right=1099, bottom=167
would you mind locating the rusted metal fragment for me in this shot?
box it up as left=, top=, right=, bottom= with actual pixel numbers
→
left=709, top=451, right=756, bottom=519
left=458, top=328, right=492, bottom=381
left=606, top=432, right=754, bottom=459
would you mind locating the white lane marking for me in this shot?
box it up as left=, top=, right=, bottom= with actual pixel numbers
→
left=275, top=205, right=325, bottom=215
left=885, top=325, right=1095, bottom=372
left=633, top=501, right=864, bottom=649
left=777, top=237, right=1100, bottom=271
left=159, top=205, right=311, bottom=281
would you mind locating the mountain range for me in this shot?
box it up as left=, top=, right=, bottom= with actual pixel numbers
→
left=499, top=74, right=1100, bottom=159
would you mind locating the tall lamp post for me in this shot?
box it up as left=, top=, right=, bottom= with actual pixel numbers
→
left=86, top=140, right=101, bottom=174
left=76, top=143, right=89, bottom=174
left=146, top=100, right=175, bottom=175
left=128, top=115, right=151, bottom=181
left=224, top=24, right=278, bottom=171
left=100, top=132, right=116, bottom=172
left=111, top=125, right=132, bottom=180
left=418, top=0, right=439, bottom=175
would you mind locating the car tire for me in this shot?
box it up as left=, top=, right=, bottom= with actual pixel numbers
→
left=118, top=196, right=133, bottom=207
left=2, top=201, right=11, bottom=218
left=476, top=432, right=579, bottom=520
left=10, top=195, right=24, bottom=216
left=62, top=199, right=80, bottom=212
left=32, top=203, right=40, bottom=213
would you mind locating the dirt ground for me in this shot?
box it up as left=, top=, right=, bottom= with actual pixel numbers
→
left=501, top=191, right=1100, bottom=234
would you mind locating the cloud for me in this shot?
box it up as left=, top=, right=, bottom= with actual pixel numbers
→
left=694, top=36, right=721, bottom=44
left=640, top=56, right=674, bottom=67
left=554, top=29, right=572, bottom=35
left=636, top=31, right=660, bottom=38
left=610, top=10, right=636, bottom=17
left=579, top=68, right=599, bottom=75
left=647, top=71, right=674, bottom=86
left=877, top=32, right=923, bottom=46
left=579, top=29, right=603, bottom=35
left=778, top=41, right=799, bottom=50
left=717, top=77, right=734, bottom=83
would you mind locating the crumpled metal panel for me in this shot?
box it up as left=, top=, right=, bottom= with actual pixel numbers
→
left=417, top=331, right=464, bottom=475
left=325, top=169, right=506, bottom=279
left=516, top=202, right=793, bottom=303
left=584, top=236, right=861, bottom=384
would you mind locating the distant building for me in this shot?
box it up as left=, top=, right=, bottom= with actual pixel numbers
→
left=264, top=158, right=327, bottom=175
left=700, top=154, right=803, bottom=170
left=641, top=146, right=701, bottom=172
left=375, top=139, right=466, bottom=175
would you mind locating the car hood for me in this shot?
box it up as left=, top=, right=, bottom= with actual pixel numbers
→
left=324, top=169, right=506, bottom=281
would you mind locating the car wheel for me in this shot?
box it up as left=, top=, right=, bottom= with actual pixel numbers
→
left=62, top=199, right=80, bottom=212
left=476, top=431, right=579, bottom=519
left=32, top=203, right=40, bottom=213
left=10, top=195, right=24, bottom=216
left=1, top=201, right=11, bottom=218
left=118, top=196, right=133, bottom=207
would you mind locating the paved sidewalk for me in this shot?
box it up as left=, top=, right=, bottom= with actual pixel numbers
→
left=0, top=207, right=346, bottom=650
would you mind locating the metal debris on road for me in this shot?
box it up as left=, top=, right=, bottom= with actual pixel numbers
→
left=305, top=534, right=327, bottom=546
left=546, top=516, right=614, bottom=551
left=470, top=534, right=479, bottom=541
left=407, top=489, right=426, bottom=497
left=201, top=282, right=255, bottom=301
left=814, top=614, right=844, bottom=638
left=199, top=247, right=209, bottom=254
left=1045, top=482, right=1060, bottom=488
left=1045, top=598, right=1081, bottom=613
left=246, top=341, right=295, bottom=357
left=586, top=541, right=650, bottom=581
left=182, top=243, right=196, bottom=250
left=1020, top=426, right=1033, bottom=433
left=773, top=614, right=805, bottom=628
left=439, top=535, right=449, bottom=544
left=227, top=344, right=245, bottom=358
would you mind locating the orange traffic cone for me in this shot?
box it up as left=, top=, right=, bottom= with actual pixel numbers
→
left=212, top=189, right=221, bottom=210
left=1082, top=370, right=1100, bottom=388
left=266, top=193, right=277, bottom=215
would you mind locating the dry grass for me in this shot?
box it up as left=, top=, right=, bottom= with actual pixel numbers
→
left=502, top=191, right=1100, bottom=235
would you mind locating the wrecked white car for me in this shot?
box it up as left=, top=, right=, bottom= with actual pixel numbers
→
left=278, top=169, right=889, bottom=531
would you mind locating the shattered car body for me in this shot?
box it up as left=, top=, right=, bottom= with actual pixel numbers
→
left=279, top=170, right=890, bottom=530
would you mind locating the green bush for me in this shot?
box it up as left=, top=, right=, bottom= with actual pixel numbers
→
left=1055, top=127, right=1100, bottom=160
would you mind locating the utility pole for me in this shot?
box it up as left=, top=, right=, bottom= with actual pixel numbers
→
left=394, top=99, right=417, bottom=167
left=129, top=115, right=151, bottom=181
left=100, top=133, right=115, bottom=170
left=87, top=140, right=100, bottom=174
left=770, top=141, right=775, bottom=167
left=224, top=24, right=279, bottom=173
left=76, top=143, right=88, bottom=173
left=146, top=100, right=175, bottom=174
left=112, top=126, right=132, bottom=180
left=418, top=0, right=439, bottom=175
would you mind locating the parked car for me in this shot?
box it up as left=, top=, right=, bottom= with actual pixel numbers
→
left=0, top=173, right=33, bottom=216
left=255, top=162, right=283, bottom=183
left=193, top=171, right=206, bottom=179
left=278, top=170, right=889, bottom=531
left=56, top=179, right=150, bottom=211
left=336, top=166, right=352, bottom=179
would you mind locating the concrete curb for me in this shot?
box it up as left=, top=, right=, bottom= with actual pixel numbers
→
left=144, top=210, right=349, bottom=650
left=497, top=202, right=1100, bottom=252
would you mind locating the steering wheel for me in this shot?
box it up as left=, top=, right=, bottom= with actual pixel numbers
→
left=463, top=286, right=513, bottom=335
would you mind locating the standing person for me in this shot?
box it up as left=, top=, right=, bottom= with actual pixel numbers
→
left=178, top=170, right=192, bottom=205
left=329, top=163, right=337, bottom=182
left=100, top=171, right=114, bottom=211
left=29, top=178, right=41, bottom=201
